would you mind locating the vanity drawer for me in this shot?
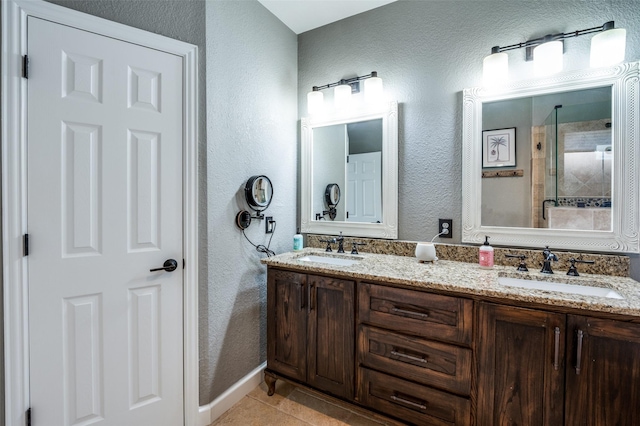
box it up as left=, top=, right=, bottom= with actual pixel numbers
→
left=357, top=325, right=471, bottom=395
left=358, top=283, right=473, bottom=346
left=358, top=367, right=470, bottom=426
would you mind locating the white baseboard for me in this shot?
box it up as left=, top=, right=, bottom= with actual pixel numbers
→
left=198, top=362, right=267, bottom=426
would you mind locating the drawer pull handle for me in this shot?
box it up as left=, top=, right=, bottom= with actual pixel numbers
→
left=391, top=307, right=429, bottom=319
left=391, top=350, right=427, bottom=364
left=390, top=395, right=427, bottom=410
left=553, top=327, right=560, bottom=371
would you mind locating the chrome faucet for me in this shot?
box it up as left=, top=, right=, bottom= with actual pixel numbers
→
left=541, top=246, right=558, bottom=274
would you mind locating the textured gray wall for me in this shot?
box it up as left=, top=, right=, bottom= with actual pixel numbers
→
left=202, top=1, right=297, bottom=403
left=298, top=0, right=640, bottom=278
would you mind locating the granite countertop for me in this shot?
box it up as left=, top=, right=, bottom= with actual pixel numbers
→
left=262, top=248, right=640, bottom=317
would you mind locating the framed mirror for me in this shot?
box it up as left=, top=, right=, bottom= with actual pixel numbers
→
left=462, top=61, right=639, bottom=253
left=301, top=101, right=398, bottom=238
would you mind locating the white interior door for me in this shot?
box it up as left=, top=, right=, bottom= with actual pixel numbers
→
left=346, top=152, right=382, bottom=223
left=27, top=17, right=184, bottom=425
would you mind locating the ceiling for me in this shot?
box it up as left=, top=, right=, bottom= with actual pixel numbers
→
left=257, top=0, right=398, bottom=34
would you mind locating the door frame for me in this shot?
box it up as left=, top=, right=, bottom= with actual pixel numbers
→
left=1, top=1, right=199, bottom=425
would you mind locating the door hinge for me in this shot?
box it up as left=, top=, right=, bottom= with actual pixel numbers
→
left=26, top=407, right=31, bottom=426
left=183, top=259, right=185, bottom=269
left=22, top=55, right=29, bottom=79
left=346, top=212, right=349, bottom=219
left=346, top=155, right=349, bottom=163
left=23, top=234, right=30, bottom=256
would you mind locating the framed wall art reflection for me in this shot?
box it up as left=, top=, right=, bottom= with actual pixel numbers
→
left=482, top=127, right=516, bottom=168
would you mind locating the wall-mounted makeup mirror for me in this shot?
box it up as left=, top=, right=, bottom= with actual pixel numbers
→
left=323, top=183, right=341, bottom=220
left=236, top=175, right=273, bottom=230
left=301, top=101, right=398, bottom=238
left=462, top=61, right=639, bottom=253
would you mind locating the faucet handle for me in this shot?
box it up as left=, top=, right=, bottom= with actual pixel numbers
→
left=319, top=238, right=335, bottom=252
left=505, top=254, right=528, bottom=272
left=567, top=257, right=595, bottom=276
left=351, top=242, right=367, bottom=255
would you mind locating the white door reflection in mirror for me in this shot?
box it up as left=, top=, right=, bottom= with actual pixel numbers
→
left=347, top=152, right=381, bottom=223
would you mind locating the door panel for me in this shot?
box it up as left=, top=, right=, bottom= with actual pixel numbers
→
left=346, top=152, right=382, bottom=223
left=565, top=315, right=640, bottom=426
left=63, top=294, right=104, bottom=424
left=128, top=130, right=161, bottom=251
left=267, top=270, right=308, bottom=382
left=62, top=122, right=102, bottom=256
left=306, top=275, right=355, bottom=399
left=477, top=303, right=565, bottom=426
left=27, top=17, right=183, bottom=425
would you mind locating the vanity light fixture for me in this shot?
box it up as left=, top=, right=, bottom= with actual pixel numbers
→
left=483, top=21, right=626, bottom=84
left=306, top=71, right=383, bottom=114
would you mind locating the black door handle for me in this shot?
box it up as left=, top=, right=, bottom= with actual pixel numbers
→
left=150, top=259, right=178, bottom=272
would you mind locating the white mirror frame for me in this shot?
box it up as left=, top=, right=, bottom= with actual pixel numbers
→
left=301, top=101, right=398, bottom=239
left=462, top=61, right=639, bottom=253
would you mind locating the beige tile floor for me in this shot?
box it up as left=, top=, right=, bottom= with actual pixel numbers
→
left=210, top=381, right=405, bottom=426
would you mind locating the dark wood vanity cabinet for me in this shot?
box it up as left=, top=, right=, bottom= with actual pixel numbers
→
left=478, top=303, right=640, bottom=426
left=266, top=267, right=640, bottom=425
left=266, top=269, right=355, bottom=399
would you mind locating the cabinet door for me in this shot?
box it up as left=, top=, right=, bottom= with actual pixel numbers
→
left=267, top=269, right=308, bottom=382
left=477, top=303, right=565, bottom=426
left=565, top=315, right=640, bottom=426
left=306, top=274, right=355, bottom=399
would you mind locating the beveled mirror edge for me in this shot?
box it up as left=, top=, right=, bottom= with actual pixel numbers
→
left=462, top=61, right=640, bottom=253
left=301, top=101, right=398, bottom=239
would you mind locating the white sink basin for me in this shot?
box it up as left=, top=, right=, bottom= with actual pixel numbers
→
left=297, top=254, right=361, bottom=267
left=498, top=276, right=624, bottom=299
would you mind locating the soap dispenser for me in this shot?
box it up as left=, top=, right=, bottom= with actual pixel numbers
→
left=293, top=229, right=303, bottom=251
left=479, top=236, right=494, bottom=269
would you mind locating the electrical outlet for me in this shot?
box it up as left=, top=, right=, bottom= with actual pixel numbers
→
left=265, top=216, right=274, bottom=234
left=439, top=219, right=453, bottom=238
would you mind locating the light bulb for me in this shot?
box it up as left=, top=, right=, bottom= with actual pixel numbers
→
left=307, top=87, right=324, bottom=115
left=534, top=40, right=563, bottom=77
left=364, top=71, right=384, bottom=103
left=483, top=49, right=508, bottom=86
left=591, top=28, right=626, bottom=68
left=334, top=83, right=352, bottom=109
